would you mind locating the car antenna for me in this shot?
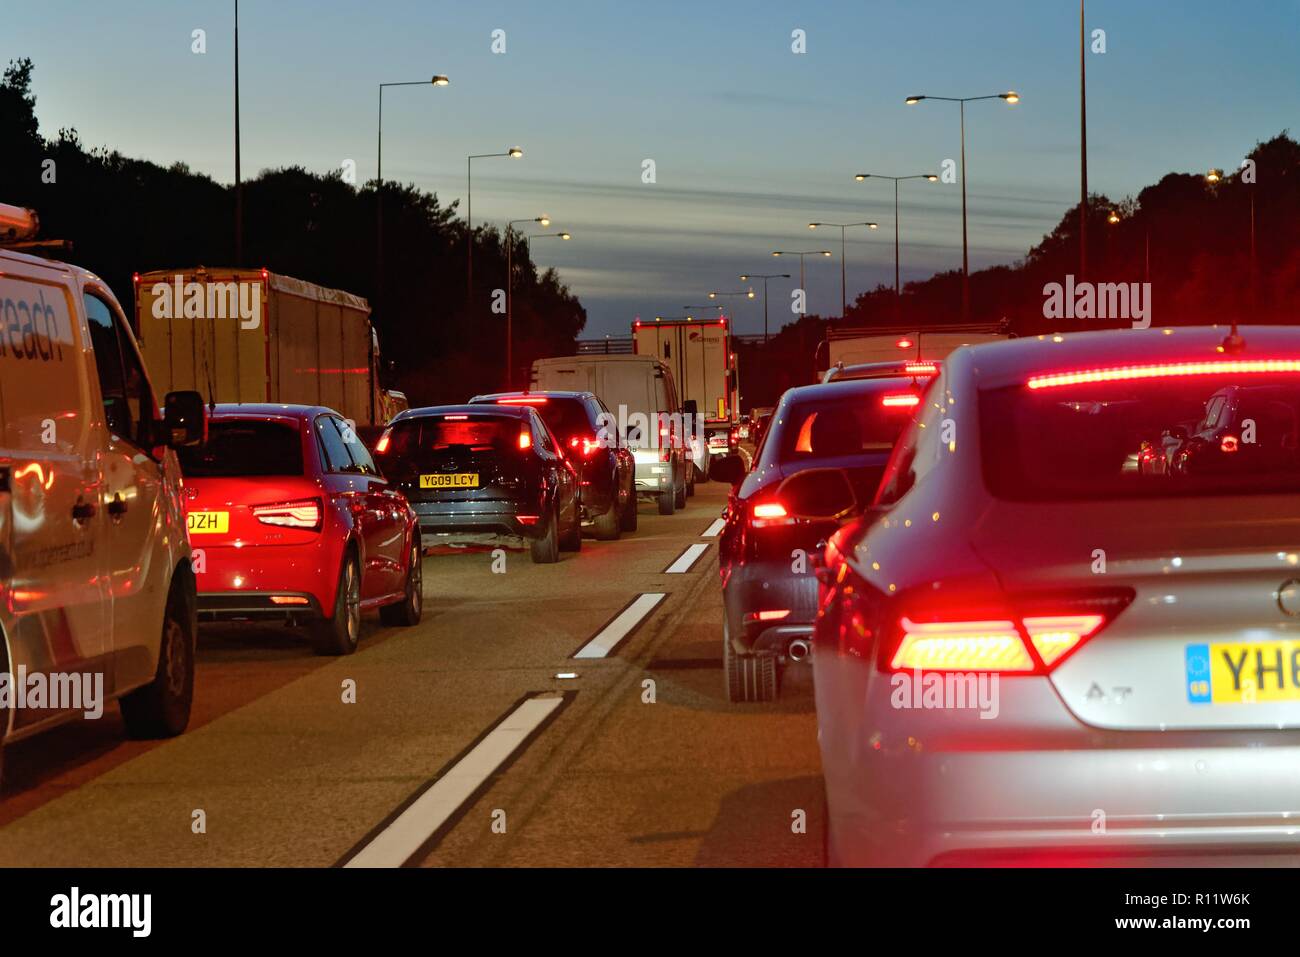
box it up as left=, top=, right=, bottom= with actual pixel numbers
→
left=1220, top=320, right=1246, bottom=355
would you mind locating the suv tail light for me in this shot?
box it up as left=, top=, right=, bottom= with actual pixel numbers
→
left=253, top=497, right=323, bottom=531
left=885, top=592, right=1131, bottom=675
left=518, top=429, right=532, bottom=450
left=751, top=500, right=794, bottom=528
left=568, top=434, right=603, bottom=458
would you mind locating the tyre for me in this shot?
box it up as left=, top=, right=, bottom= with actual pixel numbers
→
left=312, top=552, right=362, bottom=655
left=723, top=611, right=779, bottom=703
left=619, top=479, right=638, bottom=532
left=591, top=498, right=621, bottom=541
left=674, top=468, right=688, bottom=509
left=560, top=500, right=583, bottom=552
left=657, top=487, right=675, bottom=515
left=121, top=572, right=196, bottom=738
left=379, top=536, right=423, bottom=626
left=686, top=464, right=696, bottom=497
left=530, top=507, right=560, bottom=563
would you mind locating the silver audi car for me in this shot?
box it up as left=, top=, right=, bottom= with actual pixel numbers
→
left=810, top=325, right=1300, bottom=866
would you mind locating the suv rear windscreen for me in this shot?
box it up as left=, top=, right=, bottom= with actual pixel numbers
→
left=178, top=420, right=303, bottom=476
left=379, top=415, right=521, bottom=460
left=491, top=398, right=590, bottom=442
left=980, top=375, right=1300, bottom=500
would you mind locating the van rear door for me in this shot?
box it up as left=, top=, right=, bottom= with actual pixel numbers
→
left=0, top=258, right=110, bottom=731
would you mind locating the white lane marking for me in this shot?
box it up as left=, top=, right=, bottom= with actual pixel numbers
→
left=701, top=518, right=725, bottom=538
left=573, top=593, right=665, bottom=659
left=665, top=542, right=710, bottom=574
left=344, top=695, right=564, bottom=868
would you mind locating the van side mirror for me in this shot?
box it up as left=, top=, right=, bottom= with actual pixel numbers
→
left=710, top=453, right=746, bottom=485
left=777, top=467, right=859, bottom=522
left=163, top=390, right=207, bottom=448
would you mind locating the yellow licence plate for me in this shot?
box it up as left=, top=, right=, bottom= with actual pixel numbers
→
left=1186, top=640, right=1300, bottom=704
left=187, top=511, right=229, bottom=534
left=420, top=473, right=479, bottom=489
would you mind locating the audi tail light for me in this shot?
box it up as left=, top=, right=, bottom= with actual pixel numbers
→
left=253, top=498, right=323, bottom=531
left=885, top=592, right=1131, bottom=675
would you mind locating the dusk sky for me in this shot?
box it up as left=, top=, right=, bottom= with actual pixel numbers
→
left=7, top=0, right=1298, bottom=336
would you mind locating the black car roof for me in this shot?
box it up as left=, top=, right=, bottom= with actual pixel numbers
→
left=396, top=403, right=536, bottom=421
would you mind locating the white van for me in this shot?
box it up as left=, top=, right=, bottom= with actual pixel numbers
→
left=0, top=203, right=206, bottom=783
left=531, top=354, right=691, bottom=514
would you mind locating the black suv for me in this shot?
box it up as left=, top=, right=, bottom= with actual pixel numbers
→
left=471, top=391, right=637, bottom=540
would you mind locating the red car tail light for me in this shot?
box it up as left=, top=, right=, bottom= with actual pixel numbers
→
left=374, top=429, right=392, bottom=454
left=886, top=596, right=1127, bottom=675
left=904, top=362, right=938, bottom=376
left=518, top=429, right=532, bottom=450
left=751, top=500, right=796, bottom=528
left=497, top=396, right=548, bottom=405
left=253, top=497, right=323, bottom=531
left=569, top=434, right=603, bottom=458
left=881, top=393, right=920, bottom=409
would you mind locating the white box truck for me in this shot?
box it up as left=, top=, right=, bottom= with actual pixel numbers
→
left=632, top=317, right=738, bottom=476
left=821, top=321, right=1011, bottom=374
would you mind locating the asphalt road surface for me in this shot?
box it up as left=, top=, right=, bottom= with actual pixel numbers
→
left=0, top=476, right=825, bottom=867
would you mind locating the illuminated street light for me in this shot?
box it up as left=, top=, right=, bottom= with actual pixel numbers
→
left=810, top=220, right=880, bottom=319
left=905, top=90, right=1020, bottom=320
left=468, top=147, right=526, bottom=300
left=772, top=250, right=833, bottom=318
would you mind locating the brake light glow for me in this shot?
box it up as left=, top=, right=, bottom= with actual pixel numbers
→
left=1026, top=359, right=1300, bottom=391
left=890, top=611, right=1110, bottom=673
left=881, top=393, right=921, bottom=408
left=497, top=396, right=548, bottom=405
left=896, top=338, right=914, bottom=349
left=252, top=498, right=322, bottom=530
left=442, top=414, right=468, bottom=420
left=569, top=435, right=603, bottom=457
left=904, top=362, right=938, bottom=375
left=1220, top=435, right=1239, bottom=453
left=893, top=618, right=1033, bottom=672
left=752, top=502, right=788, bottom=519
left=518, top=429, right=532, bottom=450
left=374, top=430, right=391, bottom=453
left=270, top=595, right=310, bottom=606
left=1022, top=615, right=1105, bottom=666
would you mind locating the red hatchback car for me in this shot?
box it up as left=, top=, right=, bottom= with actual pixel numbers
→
left=177, top=404, right=422, bottom=654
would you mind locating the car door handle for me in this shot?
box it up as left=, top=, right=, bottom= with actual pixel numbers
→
left=107, top=495, right=128, bottom=518
left=72, top=501, right=97, bottom=521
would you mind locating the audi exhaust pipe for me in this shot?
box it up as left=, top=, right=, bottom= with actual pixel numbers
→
left=788, top=639, right=811, bottom=662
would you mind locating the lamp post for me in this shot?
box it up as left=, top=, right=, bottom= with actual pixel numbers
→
left=376, top=75, right=449, bottom=311
left=808, top=220, right=879, bottom=319
left=506, top=228, right=569, bottom=388
left=234, top=0, right=242, bottom=265
left=771, top=250, right=832, bottom=319
left=905, top=90, right=1019, bottom=320
left=853, top=172, right=937, bottom=321
left=467, top=147, right=524, bottom=306
left=706, top=288, right=755, bottom=328
left=739, top=273, right=790, bottom=344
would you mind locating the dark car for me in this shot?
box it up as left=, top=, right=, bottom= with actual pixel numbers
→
left=822, top=358, right=941, bottom=383
left=373, top=404, right=581, bottom=563
left=469, top=390, right=637, bottom=539
left=712, top=377, right=923, bottom=701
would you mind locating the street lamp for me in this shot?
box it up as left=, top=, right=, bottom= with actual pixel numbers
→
left=467, top=147, right=524, bottom=304
left=376, top=74, right=449, bottom=311
left=739, top=273, right=790, bottom=344
left=809, top=220, right=879, bottom=319
left=906, top=90, right=1019, bottom=320
left=504, top=223, right=568, bottom=388
left=854, top=173, right=937, bottom=321
left=772, top=250, right=832, bottom=319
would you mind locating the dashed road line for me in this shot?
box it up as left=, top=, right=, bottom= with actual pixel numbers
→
left=664, top=542, right=710, bottom=574
left=701, top=518, right=725, bottom=537
left=572, top=592, right=666, bottom=659
left=339, top=692, right=572, bottom=868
